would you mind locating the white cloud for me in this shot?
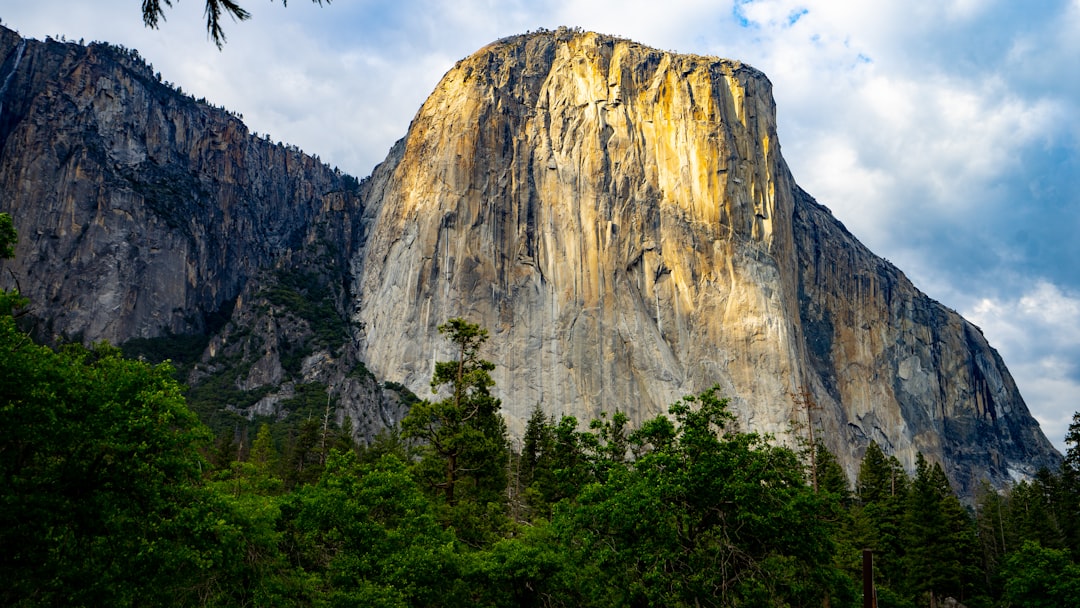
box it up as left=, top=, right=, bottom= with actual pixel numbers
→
left=966, top=281, right=1080, bottom=452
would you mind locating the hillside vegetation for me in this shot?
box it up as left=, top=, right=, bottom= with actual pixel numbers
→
left=3, top=214, right=1080, bottom=607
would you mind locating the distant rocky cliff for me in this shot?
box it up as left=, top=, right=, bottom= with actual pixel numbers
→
left=0, top=26, right=408, bottom=441
left=0, top=25, right=1060, bottom=494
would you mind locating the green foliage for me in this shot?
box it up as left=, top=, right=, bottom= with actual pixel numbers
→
left=185, top=359, right=270, bottom=436
left=7, top=233, right=1080, bottom=608
left=1000, top=541, right=1080, bottom=607
left=1059, top=413, right=1080, bottom=556
left=902, top=454, right=981, bottom=605
left=549, top=387, right=850, bottom=607
left=519, top=404, right=557, bottom=517
left=280, top=451, right=465, bottom=607
left=0, top=213, right=26, bottom=317
left=383, top=379, right=421, bottom=407
left=263, top=268, right=349, bottom=353
left=0, top=212, right=16, bottom=259
left=0, top=316, right=235, bottom=606
left=120, top=331, right=213, bottom=367
left=815, top=440, right=852, bottom=502
left=852, top=441, right=910, bottom=594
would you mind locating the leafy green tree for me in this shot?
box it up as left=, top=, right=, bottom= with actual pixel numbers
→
left=358, top=426, right=412, bottom=465
left=141, top=0, right=330, bottom=48
left=0, top=213, right=26, bottom=316
left=1000, top=541, right=1080, bottom=607
left=0, top=212, right=16, bottom=259
left=552, top=387, right=852, bottom=607
left=587, top=409, right=630, bottom=475
left=280, top=451, right=465, bottom=607
left=0, top=318, right=243, bottom=606
left=465, top=520, right=590, bottom=608
left=547, top=414, right=595, bottom=506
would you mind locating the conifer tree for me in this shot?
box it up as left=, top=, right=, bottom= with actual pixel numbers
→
left=1060, top=412, right=1080, bottom=556
left=401, top=319, right=509, bottom=544
left=853, top=442, right=909, bottom=594
left=520, top=404, right=557, bottom=517
left=815, top=440, right=851, bottom=501
left=902, top=454, right=981, bottom=605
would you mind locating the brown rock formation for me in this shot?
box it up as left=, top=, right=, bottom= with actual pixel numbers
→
left=0, top=27, right=404, bottom=440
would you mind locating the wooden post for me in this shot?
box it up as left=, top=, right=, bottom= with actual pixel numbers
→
left=863, top=549, right=875, bottom=608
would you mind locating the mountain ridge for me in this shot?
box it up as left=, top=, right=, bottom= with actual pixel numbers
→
left=0, top=25, right=1061, bottom=495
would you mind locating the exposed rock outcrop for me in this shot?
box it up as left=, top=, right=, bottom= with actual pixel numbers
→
left=351, top=29, right=1060, bottom=494
left=0, top=26, right=406, bottom=441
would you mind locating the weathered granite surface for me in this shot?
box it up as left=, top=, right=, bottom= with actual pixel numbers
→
left=351, top=29, right=1060, bottom=494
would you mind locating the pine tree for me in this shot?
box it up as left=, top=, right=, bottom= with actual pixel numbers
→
left=815, top=440, right=851, bottom=501
left=1059, top=412, right=1080, bottom=556
left=902, top=454, right=981, bottom=606
left=400, top=319, right=510, bottom=545
left=853, top=442, right=909, bottom=595
left=520, top=404, right=557, bottom=517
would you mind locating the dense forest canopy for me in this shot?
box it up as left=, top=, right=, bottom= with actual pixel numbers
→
left=3, top=212, right=1080, bottom=606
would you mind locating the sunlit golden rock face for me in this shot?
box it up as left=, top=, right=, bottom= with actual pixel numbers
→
left=354, top=29, right=1058, bottom=494
left=0, top=23, right=1058, bottom=495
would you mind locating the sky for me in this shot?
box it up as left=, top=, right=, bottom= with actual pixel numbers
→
left=3, top=0, right=1078, bottom=452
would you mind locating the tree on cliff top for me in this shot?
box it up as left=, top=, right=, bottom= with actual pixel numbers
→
left=141, top=0, right=329, bottom=48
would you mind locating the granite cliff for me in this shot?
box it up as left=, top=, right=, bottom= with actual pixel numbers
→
left=0, top=25, right=1061, bottom=494
left=0, top=26, right=408, bottom=441
left=351, top=29, right=1060, bottom=494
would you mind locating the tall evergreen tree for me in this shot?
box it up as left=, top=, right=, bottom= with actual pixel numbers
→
left=1059, top=412, right=1080, bottom=556
left=401, top=319, right=509, bottom=544
left=902, top=454, right=981, bottom=606
left=520, top=404, right=558, bottom=518
left=1007, top=476, right=1066, bottom=550
left=974, top=481, right=1011, bottom=594
left=853, top=441, right=910, bottom=594
left=815, top=440, right=851, bottom=501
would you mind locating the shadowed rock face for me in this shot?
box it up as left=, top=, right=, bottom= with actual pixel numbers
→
left=0, top=25, right=1060, bottom=495
left=0, top=27, right=360, bottom=344
left=0, top=27, right=405, bottom=441
left=352, top=29, right=1060, bottom=495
